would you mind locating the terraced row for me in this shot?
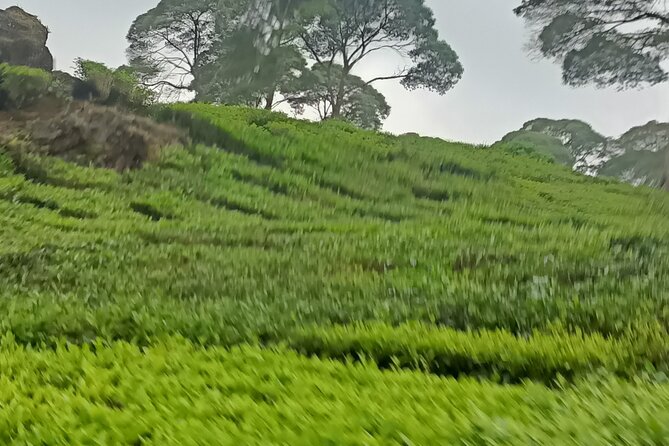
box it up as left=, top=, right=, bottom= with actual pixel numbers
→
left=2, top=337, right=669, bottom=445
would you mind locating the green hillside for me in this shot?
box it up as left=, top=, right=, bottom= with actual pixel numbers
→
left=599, top=149, right=667, bottom=187
left=3, top=104, right=669, bottom=443
left=500, top=118, right=669, bottom=185
left=497, top=129, right=575, bottom=165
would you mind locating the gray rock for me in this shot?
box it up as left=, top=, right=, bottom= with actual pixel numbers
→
left=0, top=6, right=53, bottom=70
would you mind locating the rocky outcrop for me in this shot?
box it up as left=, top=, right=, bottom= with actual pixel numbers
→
left=26, top=102, right=187, bottom=170
left=1, top=100, right=187, bottom=171
left=0, top=6, right=53, bottom=70
left=499, top=119, right=669, bottom=189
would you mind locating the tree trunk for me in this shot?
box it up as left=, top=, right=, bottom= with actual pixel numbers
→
left=331, top=102, right=342, bottom=118
left=331, top=69, right=348, bottom=118
left=331, top=85, right=345, bottom=118
left=264, top=91, right=275, bottom=110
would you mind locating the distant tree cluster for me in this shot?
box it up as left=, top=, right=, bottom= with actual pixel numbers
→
left=126, top=0, right=464, bottom=129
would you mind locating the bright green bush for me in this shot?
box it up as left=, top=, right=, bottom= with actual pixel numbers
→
left=2, top=337, right=669, bottom=445
left=0, top=63, right=52, bottom=109
left=74, top=58, right=154, bottom=110
left=0, top=150, right=14, bottom=176
left=284, top=323, right=669, bottom=383
left=3, top=102, right=669, bottom=439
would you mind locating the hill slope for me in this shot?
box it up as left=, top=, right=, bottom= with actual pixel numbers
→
left=2, top=104, right=669, bottom=443
left=499, top=118, right=669, bottom=186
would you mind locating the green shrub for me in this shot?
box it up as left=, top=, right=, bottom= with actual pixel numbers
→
left=0, top=150, right=14, bottom=176
left=0, top=64, right=52, bottom=110
left=74, top=58, right=154, bottom=110
left=283, top=323, right=669, bottom=383
left=4, top=338, right=669, bottom=444
left=493, top=141, right=557, bottom=164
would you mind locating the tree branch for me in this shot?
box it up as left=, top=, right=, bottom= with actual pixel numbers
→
left=142, top=80, right=193, bottom=90
left=366, top=73, right=408, bottom=84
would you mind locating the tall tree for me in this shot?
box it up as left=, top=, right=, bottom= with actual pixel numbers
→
left=192, top=0, right=306, bottom=109
left=228, top=0, right=463, bottom=124
left=126, top=0, right=219, bottom=97
left=285, top=63, right=390, bottom=129
left=296, top=0, right=463, bottom=117
left=515, top=0, right=669, bottom=89
left=193, top=33, right=306, bottom=108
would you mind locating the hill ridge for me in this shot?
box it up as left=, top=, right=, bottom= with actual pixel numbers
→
left=498, top=118, right=669, bottom=187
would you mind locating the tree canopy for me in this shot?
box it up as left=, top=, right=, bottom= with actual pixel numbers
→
left=515, top=0, right=669, bottom=89
left=128, top=0, right=463, bottom=128
left=296, top=0, right=463, bottom=117
left=126, top=0, right=219, bottom=97
left=192, top=0, right=307, bottom=109
left=285, top=64, right=390, bottom=129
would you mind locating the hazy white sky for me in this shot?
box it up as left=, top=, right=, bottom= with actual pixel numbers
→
left=7, top=0, right=669, bottom=143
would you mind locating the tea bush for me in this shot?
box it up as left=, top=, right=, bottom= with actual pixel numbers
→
left=284, top=322, right=669, bottom=383
left=2, top=103, right=669, bottom=441
left=0, top=63, right=51, bottom=109
left=2, top=338, right=669, bottom=445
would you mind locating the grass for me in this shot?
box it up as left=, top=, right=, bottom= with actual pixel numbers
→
left=1, top=103, right=669, bottom=443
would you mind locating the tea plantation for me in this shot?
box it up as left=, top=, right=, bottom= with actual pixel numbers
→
left=2, top=104, right=669, bottom=444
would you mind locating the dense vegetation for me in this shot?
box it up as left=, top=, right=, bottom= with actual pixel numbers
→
left=2, top=103, right=669, bottom=442
left=5, top=338, right=669, bottom=445
left=515, top=0, right=668, bottom=89
left=127, top=0, right=463, bottom=129
left=499, top=118, right=669, bottom=187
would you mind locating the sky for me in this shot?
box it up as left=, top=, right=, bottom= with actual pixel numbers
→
left=7, top=0, right=669, bottom=144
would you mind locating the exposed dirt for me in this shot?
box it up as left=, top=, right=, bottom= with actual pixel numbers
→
left=1, top=99, right=188, bottom=171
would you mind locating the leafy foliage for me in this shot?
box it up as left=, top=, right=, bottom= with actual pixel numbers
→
left=0, top=63, right=51, bottom=109
left=514, top=0, right=669, bottom=88
left=73, top=59, right=154, bottom=110
left=131, top=0, right=463, bottom=128
left=285, top=64, right=391, bottom=129
left=284, top=322, right=669, bottom=383
left=193, top=25, right=306, bottom=108
left=126, top=0, right=219, bottom=97
left=5, top=338, right=669, bottom=444
left=293, top=0, right=463, bottom=118
left=496, top=131, right=573, bottom=165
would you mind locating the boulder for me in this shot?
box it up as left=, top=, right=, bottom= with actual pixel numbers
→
left=0, top=6, right=53, bottom=70
left=27, top=101, right=187, bottom=171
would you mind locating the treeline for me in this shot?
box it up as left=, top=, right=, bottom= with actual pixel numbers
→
left=120, top=0, right=667, bottom=130
left=4, top=0, right=666, bottom=131
left=125, top=0, right=464, bottom=130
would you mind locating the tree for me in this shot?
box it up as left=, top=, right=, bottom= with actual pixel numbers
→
left=193, top=39, right=306, bottom=108
left=128, top=0, right=463, bottom=130
left=192, top=0, right=307, bottom=109
left=126, top=0, right=219, bottom=97
left=285, top=63, right=390, bottom=129
left=514, top=0, right=669, bottom=89
left=213, top=0, right=462, bottom=126
left=296, top=0, right=463, bottom=118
